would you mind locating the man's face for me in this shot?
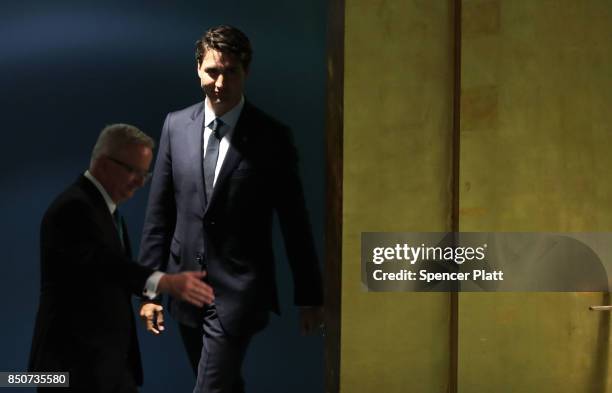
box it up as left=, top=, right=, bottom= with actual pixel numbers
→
left=197, top=49, right=247, bottom=116
left=103, top=143, right=153, bottom=204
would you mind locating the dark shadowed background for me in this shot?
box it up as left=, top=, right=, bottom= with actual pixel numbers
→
left=0, top=1, right=326, bottom=392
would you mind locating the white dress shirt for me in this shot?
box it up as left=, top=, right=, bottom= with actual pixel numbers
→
left=202, top=95, right=245, bottom=186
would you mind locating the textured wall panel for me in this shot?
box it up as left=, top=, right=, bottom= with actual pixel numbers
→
left=459, top=1, right=612, bottom=392
left=341, top=0, right=454, bottom=392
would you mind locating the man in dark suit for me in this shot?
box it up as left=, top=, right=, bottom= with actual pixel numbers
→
left=29, top=124, right=214, bottom=393
left=138, top=25, right=323, bottom=392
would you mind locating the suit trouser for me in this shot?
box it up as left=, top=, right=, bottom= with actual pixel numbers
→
left=181, top=305, right=253, bottom=393
left=179, top=322, right=205, bottom=375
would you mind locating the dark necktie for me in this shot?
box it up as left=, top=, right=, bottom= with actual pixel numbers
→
left=203, top=118, right=224, bottom=204
left=113, top=209, right=125, bottom=250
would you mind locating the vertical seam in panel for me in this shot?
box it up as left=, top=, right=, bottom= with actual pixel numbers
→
left=450, top=0, right=462, bottom=392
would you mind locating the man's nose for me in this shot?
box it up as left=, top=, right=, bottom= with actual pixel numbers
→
left=215, top=74, right=224, bottom=89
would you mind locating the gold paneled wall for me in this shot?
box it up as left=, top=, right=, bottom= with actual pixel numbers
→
left=459, top=1, right=612, bottom=392
left=341, top=1, right=454, bottom=392
left=336, top=0, right=612, bottom=392
left=460, top=0, right=612, bottom=231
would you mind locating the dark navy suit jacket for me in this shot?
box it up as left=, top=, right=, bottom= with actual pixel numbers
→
left=29, top=176, right=153, bottom=392
left=139, top=101, right=323, bottom=335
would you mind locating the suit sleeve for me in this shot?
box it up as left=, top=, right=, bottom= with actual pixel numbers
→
left=41, top=199, right=153, bottom=295
left=138, top=113, right=177, bottom=272
left=273, top=126, right=324, bottom=307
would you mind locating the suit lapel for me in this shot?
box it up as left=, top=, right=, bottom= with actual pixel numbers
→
left=187, top=103, right=207, bottom=213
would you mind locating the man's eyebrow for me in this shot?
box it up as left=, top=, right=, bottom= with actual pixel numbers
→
left=205, top=65, right=239, bottom=73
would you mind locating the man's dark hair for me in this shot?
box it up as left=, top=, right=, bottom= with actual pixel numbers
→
left=195, top=25, right=252, bottom=71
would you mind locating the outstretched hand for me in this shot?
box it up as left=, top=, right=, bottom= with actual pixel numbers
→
left=157, top=271, right=215, bottom=307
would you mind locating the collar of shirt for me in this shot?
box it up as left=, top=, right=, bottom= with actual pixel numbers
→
left=84, top=170, right=117, bottom=215
left=204, top=95, right=245, bottom=135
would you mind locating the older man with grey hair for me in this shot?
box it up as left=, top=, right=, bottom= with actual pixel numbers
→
left=29, top=124, right=214, bottom=393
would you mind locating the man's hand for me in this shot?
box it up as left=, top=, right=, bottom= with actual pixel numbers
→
left=140, top=302, right=165, bottom=335
left=157, top=271, right=214, bottom=307
left=299, top=306, right=324, bottom=336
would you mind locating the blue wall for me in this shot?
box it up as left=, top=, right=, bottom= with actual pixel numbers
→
left=0, top=1, right=326, bottom=392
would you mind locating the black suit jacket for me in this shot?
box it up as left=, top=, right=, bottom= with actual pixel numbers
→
left=29, top=175, right=153, bottom=392
left=139, top=101, right=323, bottom=335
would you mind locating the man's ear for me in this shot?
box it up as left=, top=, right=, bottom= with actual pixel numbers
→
left=97, top=156, right=113, bottom=176
left=89, top=157, right=108, bottom=184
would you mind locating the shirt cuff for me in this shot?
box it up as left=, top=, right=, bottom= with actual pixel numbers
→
left=143, top=271, right=165, bottom=300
